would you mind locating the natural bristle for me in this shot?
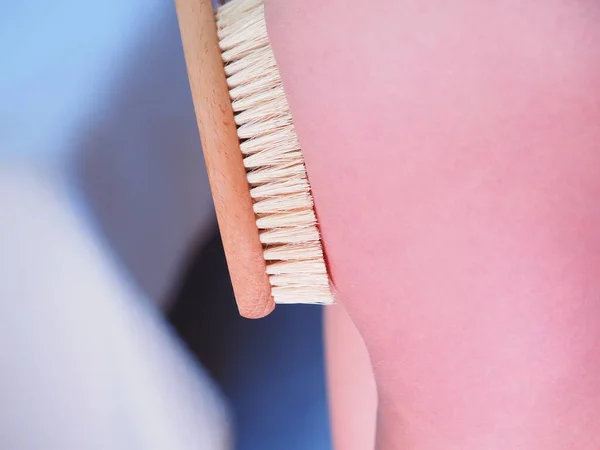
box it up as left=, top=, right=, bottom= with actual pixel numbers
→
left=216, top=0, right=333, bottom=306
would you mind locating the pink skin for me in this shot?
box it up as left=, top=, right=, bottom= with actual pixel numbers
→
left=325, top=304, right=377, bottom=450
left=265, top=0, right=600, bottom=448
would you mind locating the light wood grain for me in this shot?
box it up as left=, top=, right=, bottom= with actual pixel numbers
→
left=175, top=0, right=274, bottom=318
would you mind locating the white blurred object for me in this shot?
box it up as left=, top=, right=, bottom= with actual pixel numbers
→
left=0, top=167, right=230, bottom=450
left=0, top=0, right=230, bottom=448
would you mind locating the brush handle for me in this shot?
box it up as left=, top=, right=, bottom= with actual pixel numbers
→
left=175, top=0, right=274, bottom=318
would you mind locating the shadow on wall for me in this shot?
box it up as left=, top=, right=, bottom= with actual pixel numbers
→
left=169, top=230, right=332, bottom=450
left=71, top=2, right=214, bottom=308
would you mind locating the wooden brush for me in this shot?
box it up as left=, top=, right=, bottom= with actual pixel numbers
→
left=176, top=0, right=334, bottom=318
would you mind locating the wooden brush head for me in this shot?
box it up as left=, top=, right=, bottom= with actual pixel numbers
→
left=176, top=0, right=333, bottom=318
